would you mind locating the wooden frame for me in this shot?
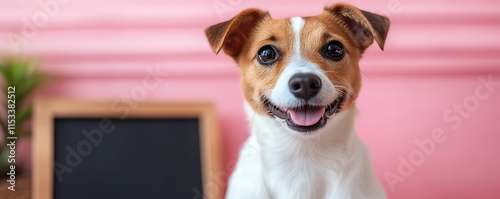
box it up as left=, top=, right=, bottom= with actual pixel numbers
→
left=33, top=98, right=222, bottom=199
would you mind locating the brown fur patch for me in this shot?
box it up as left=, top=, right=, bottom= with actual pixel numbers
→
left=205, top=3, right=390, bottom=116
left=237, top=17, right=295, bottom=115
left=325, top=3, right=390, bottom=51
left=236, top=13, right=365, bottom=114
left=299, top=13, right=364, bottom=109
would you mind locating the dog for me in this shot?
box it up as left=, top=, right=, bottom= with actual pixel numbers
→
left=205, top=3, right=390, bottom=199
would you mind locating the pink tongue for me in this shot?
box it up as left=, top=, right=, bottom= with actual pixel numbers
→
left=288, top=107, right=326, bottom=126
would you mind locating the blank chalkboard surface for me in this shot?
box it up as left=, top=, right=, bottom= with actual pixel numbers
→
left=53, top=118, right=202, bottom=199
left=33, top=99, right=222, bottom=199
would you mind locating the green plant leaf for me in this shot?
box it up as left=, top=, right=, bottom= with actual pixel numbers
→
left=0, top=60, right=12, bottom=86
left=0, top=60, right=6, bottom=77
left=17, top=73, right=49, bottom=102
left=0, top=55, right=51, bottom=138
left=0, top=118, right=7, bottom=139
left=17, top=106, right=32, bottom=124
left=10, top=58, right=27, bottom=86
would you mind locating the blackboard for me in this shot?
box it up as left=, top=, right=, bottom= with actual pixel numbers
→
left=33, top=99, right=222, bottom=199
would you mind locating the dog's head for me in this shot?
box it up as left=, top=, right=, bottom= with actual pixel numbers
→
left=205, top=3, right=390, bottom=134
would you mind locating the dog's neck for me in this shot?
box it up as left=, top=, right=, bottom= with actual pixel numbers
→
left=242, top=103, right=370, bottom=198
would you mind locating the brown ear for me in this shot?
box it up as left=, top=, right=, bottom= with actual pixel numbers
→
left=325, top=3, right=390, bottom=51
left=205, top=9, right=268, bottom=58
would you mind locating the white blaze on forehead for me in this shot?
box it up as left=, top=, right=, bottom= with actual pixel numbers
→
left=269, top=16, right=337, bottom=109
left=290, top=17, right=305, bottom=56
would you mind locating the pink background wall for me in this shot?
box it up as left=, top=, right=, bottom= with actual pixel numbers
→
left=1, top=0, right=500, bottom=198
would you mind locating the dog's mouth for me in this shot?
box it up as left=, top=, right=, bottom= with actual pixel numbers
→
left=263, top=94, right=346, bottom=133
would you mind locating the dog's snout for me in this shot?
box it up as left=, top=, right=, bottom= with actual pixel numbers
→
left=288, top=73, right=322, bottom=100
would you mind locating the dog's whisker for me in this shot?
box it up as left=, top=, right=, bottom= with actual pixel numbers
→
left=332, top=85, right=359, bottom=105
left=313, top=132, right=322, bottom=147
left=361, top=71, right=374, bottom=83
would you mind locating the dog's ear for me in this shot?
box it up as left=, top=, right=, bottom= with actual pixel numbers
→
left=325, top=3, right=390, bottom=51
left=205, top=9, right=268, bottom=58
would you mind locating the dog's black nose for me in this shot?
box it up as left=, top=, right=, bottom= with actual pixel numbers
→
left=289, top=73, right=322, bottom=100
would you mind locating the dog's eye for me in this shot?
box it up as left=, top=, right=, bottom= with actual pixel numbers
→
left=257, top=45, right=279, bottom=65
left=322, top=40, right=345, bottom=61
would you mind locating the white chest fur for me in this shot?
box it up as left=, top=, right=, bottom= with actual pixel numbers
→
left=225, top=105, right=386, bottom=199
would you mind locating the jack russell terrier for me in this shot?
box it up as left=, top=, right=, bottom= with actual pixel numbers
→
left=205, top=3, right=390, bottom=199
